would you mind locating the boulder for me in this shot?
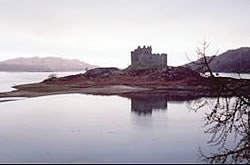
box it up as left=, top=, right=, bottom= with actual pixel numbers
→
left=84, top=67, right=125, bottom=77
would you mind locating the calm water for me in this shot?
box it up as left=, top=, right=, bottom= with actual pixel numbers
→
left=0, top=72, right=248, bottom=163
left=215, top=72, right=250, bottom=79
left=0, top=71, right=84, bottom=93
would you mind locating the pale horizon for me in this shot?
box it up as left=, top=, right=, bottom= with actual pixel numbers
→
left=0, top=0, right=250, bottom=68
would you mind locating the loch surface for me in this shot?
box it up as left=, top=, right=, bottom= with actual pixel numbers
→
left=0, top=72, right=247, bottom=163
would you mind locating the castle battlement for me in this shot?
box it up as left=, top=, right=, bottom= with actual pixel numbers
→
left=131, top=46, right=168, bottom=68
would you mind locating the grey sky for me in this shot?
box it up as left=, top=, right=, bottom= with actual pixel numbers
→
left=0, top=0, right=249, bottom=68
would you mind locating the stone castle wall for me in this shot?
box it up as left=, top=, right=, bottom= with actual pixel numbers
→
left=131, top=46, right=167, bottom=68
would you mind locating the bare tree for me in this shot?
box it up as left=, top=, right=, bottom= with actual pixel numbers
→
left=188, top=41, right=250, bottom=164
left=185, top=40, right=217, bottom=77
left=196, top=40, right=216, bottom=78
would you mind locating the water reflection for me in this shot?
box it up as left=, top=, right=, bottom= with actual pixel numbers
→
left=124, top=80, right=250, bottom=164
left=122, top=92, right=201, bottom=116
left=0, top=72, right=249, bottom=163
left=199, top=97, right=249, bottom=164
left=130, top=95, right=168, bottom=116
left=0, top=94, right=205, bottom=163
left=189, top=85, right=250, bottom=164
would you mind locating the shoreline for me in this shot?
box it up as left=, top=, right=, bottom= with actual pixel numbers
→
left=0, top=83, right=244, bottom=102
left=0, top=67, right=249, bottom=102
left=0, top=84, right=153, bottom=98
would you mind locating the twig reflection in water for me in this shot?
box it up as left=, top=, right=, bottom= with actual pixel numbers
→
left=189, top=94, right=249, bottom=164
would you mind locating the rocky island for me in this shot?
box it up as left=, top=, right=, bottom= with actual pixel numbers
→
left=0, top=46, right=249, bottom=100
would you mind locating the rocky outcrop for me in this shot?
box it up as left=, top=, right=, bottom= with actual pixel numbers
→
left=1, top=66, right=249, bottom=100
left=84, top=68, right=125, bottom=77
left=44, top=66, right=206, bottom=89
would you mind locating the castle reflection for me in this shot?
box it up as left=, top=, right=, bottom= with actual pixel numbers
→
left=130, top=95, right=168, bottom=116
left=123, top=92, right=200, bottom=116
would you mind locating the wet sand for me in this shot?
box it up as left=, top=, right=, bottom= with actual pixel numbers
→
left=0, top=84, right=153, bottom=99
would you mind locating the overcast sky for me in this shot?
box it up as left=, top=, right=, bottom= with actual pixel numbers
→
left=0, top=0, right=249, bottom=68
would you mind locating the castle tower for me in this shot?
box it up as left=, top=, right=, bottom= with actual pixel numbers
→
left=131, top=46, right=168, bottom=68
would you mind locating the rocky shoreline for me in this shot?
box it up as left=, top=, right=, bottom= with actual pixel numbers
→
left=0, top=66, right=249, bottom=101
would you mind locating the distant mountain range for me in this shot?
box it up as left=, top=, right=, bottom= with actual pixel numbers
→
left=183, top=47, right=250, bottom=73
left=0, top=57, right=98, bottom=72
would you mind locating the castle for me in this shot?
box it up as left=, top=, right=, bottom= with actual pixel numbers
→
left=131, top=46, right=168, bottom=68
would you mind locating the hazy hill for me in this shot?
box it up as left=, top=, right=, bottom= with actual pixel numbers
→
left=183, top=47, right=250, bottom=73
left=0, top=57, right=98, bottom=72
